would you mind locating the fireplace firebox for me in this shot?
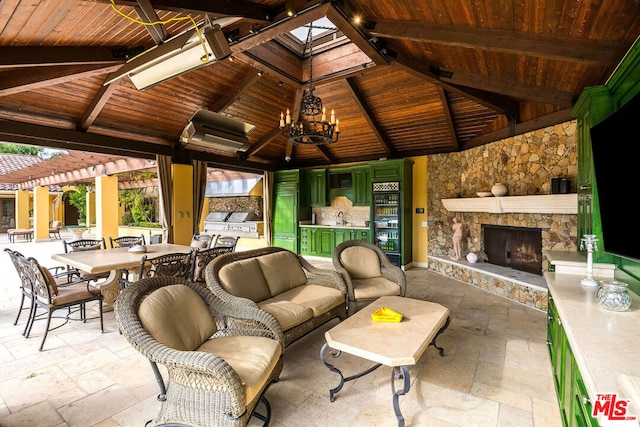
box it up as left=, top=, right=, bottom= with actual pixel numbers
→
left=482, top=224, right=543, bottom=275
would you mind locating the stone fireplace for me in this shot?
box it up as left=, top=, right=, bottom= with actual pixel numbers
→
left=482, top=224, right=542, bottom=275
left=423, top=121, right=579, bottom=310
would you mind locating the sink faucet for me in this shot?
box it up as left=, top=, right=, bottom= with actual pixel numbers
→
left=336, top=211, right=346, bottom=226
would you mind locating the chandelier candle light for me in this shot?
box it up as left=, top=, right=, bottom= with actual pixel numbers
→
left=279, top=23, right=340, bottom=145
left=580, top=234, right=599, bottom=287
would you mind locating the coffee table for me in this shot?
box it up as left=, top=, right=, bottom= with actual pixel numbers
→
left=320, top=296, right=451, bottom=427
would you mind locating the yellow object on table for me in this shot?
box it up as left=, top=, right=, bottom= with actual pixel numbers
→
left=371, top=307, right=403, bottom=322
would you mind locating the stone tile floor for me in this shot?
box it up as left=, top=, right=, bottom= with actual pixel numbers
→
left=0, top=233, right=562, bottom=426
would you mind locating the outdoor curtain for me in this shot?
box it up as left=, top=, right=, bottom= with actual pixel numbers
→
left=156, top=154, right=173, bottom=244
left=192, top=160, right=207, bottom=235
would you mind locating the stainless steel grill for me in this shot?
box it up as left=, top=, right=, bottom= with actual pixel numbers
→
left=204, top=211, right=263, bottom=238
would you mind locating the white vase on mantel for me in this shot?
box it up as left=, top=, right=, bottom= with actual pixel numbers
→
left=491, top=183, right=508, bottom=197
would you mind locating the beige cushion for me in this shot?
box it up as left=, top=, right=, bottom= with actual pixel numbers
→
left=273, top=285, right=345, bottom=317
left=257, top=251, right=308, bottom=296
left=340, top=246, right=382, bottom=279
left=218, top=258, right=271, bottom=302
left=52, top=282, right=99, bottom=305
left=198, top=336, right=281, bottom=407
left=352, top=277, right=401, bottom=299
left=258, top=298, right=313, bottom=331
left=139, top=285, right=217, bottom=351
left=41, top=267, right=58, bottom=294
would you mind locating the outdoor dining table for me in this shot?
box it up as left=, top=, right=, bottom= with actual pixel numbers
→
left=51, top=243, right=193, bottom=310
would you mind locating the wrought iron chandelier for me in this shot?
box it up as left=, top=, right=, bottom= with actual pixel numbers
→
left=279, top=23, right=340, bottom=145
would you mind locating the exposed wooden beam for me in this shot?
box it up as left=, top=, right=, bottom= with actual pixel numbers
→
left=210, top=70, right=261, bottom=113
left=0, top=118, right=273, bottom=174
left=326, top=5, right=388, bottom=66
left=369, top=19, right=627, bottom=66
left=315, top=145, right=336, bottom=163
left=135, top=0, right=170, bottom=45
left=0, top=64, right=123, bottom=97
left=437, top=87, right=459, bottom=151
left=439, top=69, right=575, bottom=108
left=462, top=109, right=574, bottom=150
left=78, top=78, right=122, bottom=131
left=0, top=46, right=127, bottom=68
left=244, top=127, right=280, bottom=159
left=391, top=57, right=520, bottom=119
left=344, top=77, right=396, bottom=157
left=232, top=3, right=330, bottom=53
left=100, top=0, right=272, bottom=22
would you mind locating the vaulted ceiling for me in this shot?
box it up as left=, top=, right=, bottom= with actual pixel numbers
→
left=1, top=0, right=639, bottom=177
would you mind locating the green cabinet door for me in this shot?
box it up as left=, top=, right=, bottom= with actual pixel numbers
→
left=351, top=165, right=371, bottom=206
left=333, top=228, right=350, bottom=247
left=318, top=228, right=334, bottom=257
left=273, top=181, right=298, bottom=251
left=299, top=227, right=320, bottom=255
left=307, top=169, right=327, bottom=206
left=350, top=229, right=371, bottom=241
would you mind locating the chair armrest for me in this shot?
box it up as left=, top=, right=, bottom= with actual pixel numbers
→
left=214, top=304, right=284, bottom=349
left=297, top=255, right=347, bottom=294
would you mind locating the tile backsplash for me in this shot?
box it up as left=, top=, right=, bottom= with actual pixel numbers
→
left=312, top=196, right=370, bottom=227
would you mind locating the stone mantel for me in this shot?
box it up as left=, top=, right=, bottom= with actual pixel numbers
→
left=442, top=193, right=578, bottom=214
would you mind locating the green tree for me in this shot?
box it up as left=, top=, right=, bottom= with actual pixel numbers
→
left=0, top=143, right=43, bottom=155
left=119, top=189, right=156, bottom=225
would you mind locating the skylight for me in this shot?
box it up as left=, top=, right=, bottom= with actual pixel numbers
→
left=289, top=18, right=337, bottom=42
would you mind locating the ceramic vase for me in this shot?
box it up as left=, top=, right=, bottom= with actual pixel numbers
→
left=491, top=183, right=508, bottom=197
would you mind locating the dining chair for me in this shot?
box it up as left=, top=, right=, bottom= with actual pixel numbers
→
left=138, top=250, right=196, bottom=280
left=5, top=248, right=36, bottom=334
left=22, top=256, right=104, bottom=351
left=190, top=233, right=213, bottom=249
left=62, top=238, right=108, bottom=283
left=191, top=246, right=234, bottom=283
left=213, top=235, right=239, bottom=251
left=109, top=234, right=146, bottom=248
left=49, top=220, right=62, bottom=239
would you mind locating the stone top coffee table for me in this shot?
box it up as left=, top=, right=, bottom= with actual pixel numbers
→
left=321, top=295, right=451, bottom=427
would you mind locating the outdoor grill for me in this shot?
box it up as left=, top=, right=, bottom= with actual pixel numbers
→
left=203, top=211, right=263, bottom=238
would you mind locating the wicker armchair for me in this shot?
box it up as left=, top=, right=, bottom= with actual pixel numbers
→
left=332, top=240, right=406, bottom=316
left=114, top=276, right=283, bottom=427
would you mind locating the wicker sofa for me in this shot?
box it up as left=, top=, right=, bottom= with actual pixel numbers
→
left=205, top=246, right=347, bottom=345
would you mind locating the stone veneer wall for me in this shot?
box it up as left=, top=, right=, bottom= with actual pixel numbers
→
left=427, top=120, right=580, bottom=273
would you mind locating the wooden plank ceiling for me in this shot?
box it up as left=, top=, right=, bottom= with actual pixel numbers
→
left=0, top=0, right=639, bottom=183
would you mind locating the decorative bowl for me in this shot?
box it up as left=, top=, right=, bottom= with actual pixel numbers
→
left=477, top=192, right=493, bottom=197
left=128, top=245, right=147, bottom=254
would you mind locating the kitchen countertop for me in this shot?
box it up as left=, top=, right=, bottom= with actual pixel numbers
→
left=299, top=223, right=370, bottom=229
left=546, top=270, right=640, bottom=426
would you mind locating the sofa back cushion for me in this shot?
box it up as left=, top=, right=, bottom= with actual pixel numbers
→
left=257, top=251, right=308, bottom=296
left=340, top=246, right=382, bottom=279
left=218, top=258, right=271, bottom=302
left=139, top=284, right=217, bottom=351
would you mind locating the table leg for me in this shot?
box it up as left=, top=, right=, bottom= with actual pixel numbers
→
left=391, top=366, right=411, bottom=427
left=320, top=343, right=381, bottom=402
left=430, top=316, right=451, bottom=357
left=94, top=269, right=124, bottom=312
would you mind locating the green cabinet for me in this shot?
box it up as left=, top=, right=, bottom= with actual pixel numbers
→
left=273, top=170, right=310, bottom=252
left=369, top=158, right=405, bottom=182
left=547, top=294, right=599, bottom=427
left=351, top=165, right=371, bottom=206
left=299, top=226, right=371, bottom=257
left=306, top=169, right=327, bottom=207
